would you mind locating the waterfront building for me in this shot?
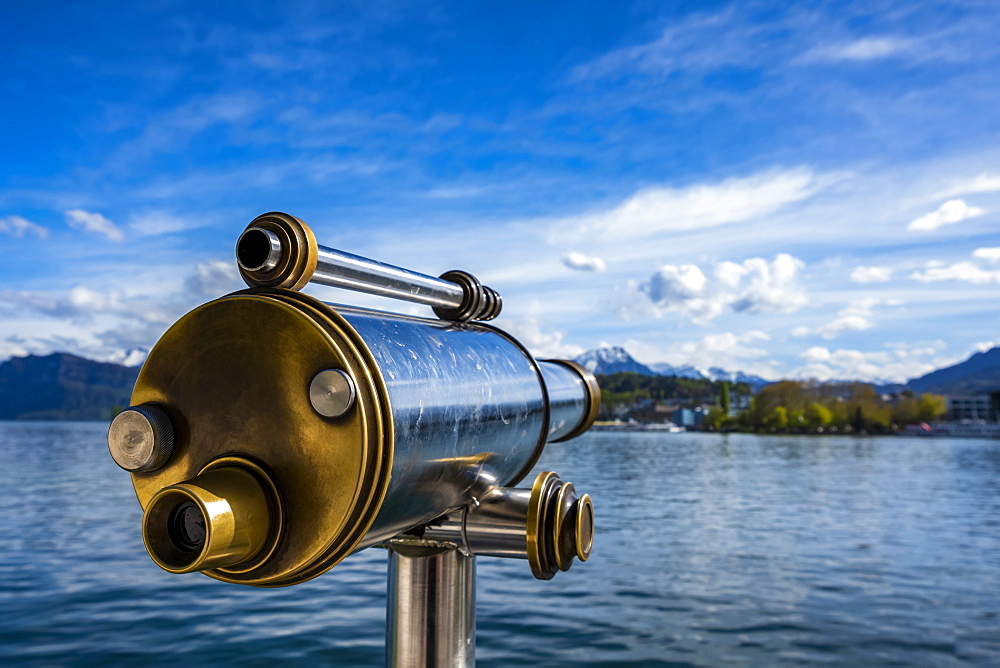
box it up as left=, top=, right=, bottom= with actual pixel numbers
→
left=947, top=395, right=995, bottom=421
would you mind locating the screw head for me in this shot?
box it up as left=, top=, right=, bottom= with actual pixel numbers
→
left=309, top=369, right=356, bottom=418
left=108, top=404, right=175, bottom=472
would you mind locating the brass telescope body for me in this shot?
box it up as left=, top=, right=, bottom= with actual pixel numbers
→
left=119, top=264, right=598, bottom=587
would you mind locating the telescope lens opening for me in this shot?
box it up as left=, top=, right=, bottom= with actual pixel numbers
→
left=169, top=501, right=207, bottom=552
left=237, top=227, right=282, bottom=272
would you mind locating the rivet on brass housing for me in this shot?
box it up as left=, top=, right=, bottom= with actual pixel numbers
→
left=310, top=369, right=357, bottom=419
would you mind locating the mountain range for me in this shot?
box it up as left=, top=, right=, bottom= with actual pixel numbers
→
left=575, top=346, right=771, bottom=390
left=1, top=345, right=998, bottom=420
left=0, top=353, right=140, bottom=420
left=574, top=345, right=1000, bottom=397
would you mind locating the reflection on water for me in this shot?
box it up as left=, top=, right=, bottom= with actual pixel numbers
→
left=0, top=423, right=998, bottom=665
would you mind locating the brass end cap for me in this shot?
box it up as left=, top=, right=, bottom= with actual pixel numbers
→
left=526, top=471, right=595, bottom=580
left=236, top=212, right=318, bottom=290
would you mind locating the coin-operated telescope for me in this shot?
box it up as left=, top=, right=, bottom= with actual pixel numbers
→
left=108, top=212, right=600, bottom=667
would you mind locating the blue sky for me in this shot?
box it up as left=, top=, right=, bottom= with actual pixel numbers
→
left=1, top=0, right=999, bottom=381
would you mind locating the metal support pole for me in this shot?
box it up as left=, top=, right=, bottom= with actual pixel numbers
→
left=386, top=539, right=476, bottom=668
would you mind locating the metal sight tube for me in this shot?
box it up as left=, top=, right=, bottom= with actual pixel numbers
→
left=310, top=245, right=465, bottom=309
left=236, top=212, right=502, bottom=321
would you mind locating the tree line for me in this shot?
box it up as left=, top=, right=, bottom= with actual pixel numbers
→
left=596, top=373, right=947, bottom=434
left=705, top=380, right=946, bottom=434
left=597, top=372, right=753, bottom=412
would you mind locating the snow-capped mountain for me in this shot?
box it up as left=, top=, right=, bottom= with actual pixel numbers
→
left=705, top=367, right=770, bottom=391
left=109, top=347, right=149, bottom=367
left=576, top=346, right=771, bottom=389
left=574, top=346, right=657, bottom=376
left=649, top=362, right=708, bottom=379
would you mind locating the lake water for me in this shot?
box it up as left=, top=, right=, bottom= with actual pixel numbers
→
left=0, top=421, right=998, bottom=666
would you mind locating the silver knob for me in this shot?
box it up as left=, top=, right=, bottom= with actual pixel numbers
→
left=108, top=404, right=176, bottom=472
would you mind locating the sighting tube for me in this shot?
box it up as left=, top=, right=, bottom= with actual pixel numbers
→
left=236, top=212, right=502, bottom=321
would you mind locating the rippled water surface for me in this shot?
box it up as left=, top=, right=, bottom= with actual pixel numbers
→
left=1, top=422, right=998, bottom=666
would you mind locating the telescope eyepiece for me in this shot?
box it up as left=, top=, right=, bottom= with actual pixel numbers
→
left=141, top=458, right=282, bottom=576
left=236, top=227, right=283, bottom=272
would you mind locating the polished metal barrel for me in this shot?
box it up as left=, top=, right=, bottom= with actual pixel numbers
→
left=115, top=287, right=599, bottom=586
left=337, top=305, right=548, bottom=545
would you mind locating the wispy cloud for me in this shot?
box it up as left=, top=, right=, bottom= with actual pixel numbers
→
left=0, top=215, right=48, bottom=239
left=0, top=285, right=128, bottom=321
left=183, top=260, right=245, bottom=297
left=550, top=168, right=823, bottom=242
left=801, top=36, right=915, bottom=63
left=792, top=298, right=881, bottom=340
left=624, top=330, right=776, bottom=377
left=561, top=251, right=607, bottom=272
left=850, top=266, right=893, bottom=283
left=972, top=247, right=1000, bottom=263
left=910, top=247, right=1000, bottom=284
left=499, top=315, right=584, bottom=359
left=911, top=260, right=1000, bottom=285
left=907, top=199, right=985, bottom=231
left=935, top=173, right=1000, bottom=198
left=65, top=209, right=125, bottom=241
left=793, top=341, right=952, bottom=383
left=129, top=210, right=210, bottom=237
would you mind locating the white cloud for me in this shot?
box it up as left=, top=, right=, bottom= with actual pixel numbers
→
left=634, top=263, right=722, bottom=324
left=803, top=36, right=914, bottom=62
left=129, top=210, right=205, bottom=236
left=570, top=9, right=741, bottom=80
left=0, top=215, right=48, bottom=239
left=184, top=260, right=245, bottom=297
left=794, top=298, right=881, bottom=339
left=551, top=168, right=821, bottom=241
left=910, top=260, right=1000, bottom=285
left=644, top=264, right=707, bottom=301
left=679, top=330, right=770, bottom=360
left=801, top=346, right=831, bottom=363
left=498, top=315, right=584, bottom=359
left=907, top=199, right=985, bottom=231
left=714, top=261, right=747, bottom=288
left=850, top=265, right=892, bottom=283
left=792, top=341, right=961, bottom=383
left=561, top=251, right=607, bottom=272
left=729, top=254, right=806, bottom=314
left=936, top=173, right=1000, bottom=198
left=628, top=253, right=807, bottom=324
left=624, top=330, right=776, bottom=377
left=815, top=315, right=873, bottom=339
left=0, top=285, right=127, bottom=321
left=65, top=209, right=125, bottom=241
left=972, top=247, right=1000, bottom=264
